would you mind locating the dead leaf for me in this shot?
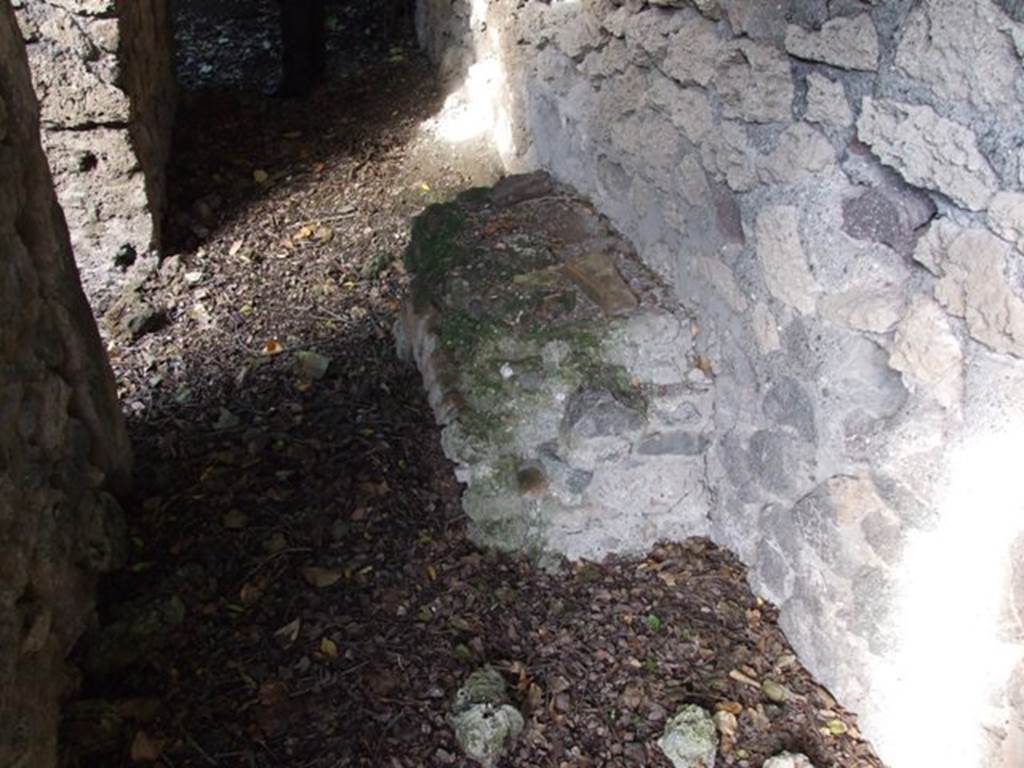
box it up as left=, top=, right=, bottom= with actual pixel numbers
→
left=262, top=338, right=284, bottom=356
left=526, top=682, right=544, bottom=711
left=657, top=571, right=678, bottom=587
left=357, top=480, right=390, bottom=499
left=715, top=700, right=744, bottom=715
left=229, top=239, right=244, bottom=256
left=824, top=718, right=848, bottom=736
left=223, top=509, right=247, bottom=529
left=713, top=710, right=738, bottom=740
left=274, top=618, right=302, bottom=644
left=620, top=684, right=644, bottom=709
left=258, top=680, right=289, bottom=707
left=129, top=731, right=164, bottom=762
left=264, top=532, right=288, bottom=553
left=728, top=669, right=761, bottom=688
left=253, top=169, right=269, bottom=184
left=240, top=582, right=262, bottom=605
left=319, top=637, right=339, bottom=658
left=301, top=566, right=343, bottom=588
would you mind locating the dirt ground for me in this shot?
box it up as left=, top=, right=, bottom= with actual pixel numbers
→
left=64, top=3, right=887, bottom=767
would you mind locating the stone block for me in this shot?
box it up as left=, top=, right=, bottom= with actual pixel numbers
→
left=857, top=98, right=998, bottom=212
left=804, top=72, right=852, bottom=127
left=896, top=0, right=1023, bottom=116
left=841, top=184, right=935, bottom=256
left=755, top=205, right=819, bottom=314
left=785, top=14, right=880, bottom=71
left=819, top=287, right=906, bottom=333
left=920, top=221, right=1024, bottom=358
left=398, top=174, right=711, bottom=559
left=888, top=296, right=963, bottom=408
left=757, top=122, right=835, bottom=185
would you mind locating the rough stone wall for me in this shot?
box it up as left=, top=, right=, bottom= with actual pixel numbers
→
left=13, top=0, right=176, bottom=310
left=0, top=1, right=132, bottom=765
left=417, top=1, right=1024, bottom=765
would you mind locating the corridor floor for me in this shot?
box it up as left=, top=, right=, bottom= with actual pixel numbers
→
left=67, top=3, right=885, bottom=767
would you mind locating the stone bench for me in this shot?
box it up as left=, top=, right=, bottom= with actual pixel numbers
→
left=397, top=172, right=714, bottom=560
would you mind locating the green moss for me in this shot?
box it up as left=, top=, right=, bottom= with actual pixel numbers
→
left=438, top=311, right=502, bottom=357
left=522, top=320, right=646, bottom=414
left=459, top=407, right=511, bottom=445
left=405, top=203, right=468, bottom=310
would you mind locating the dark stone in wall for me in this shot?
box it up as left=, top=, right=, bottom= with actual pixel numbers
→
left=0, top=2, right=131, bottom=765
left=998, top=0, right=1024, bottom=23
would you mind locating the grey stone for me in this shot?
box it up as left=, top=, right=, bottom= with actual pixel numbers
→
left=662, top=23, right=794, bottom=123
left=804, top=72, right=852, bottom=127
left=657, top=704, right=718, bottom=768
left=988, top=191, right=1024, bottom=249
left=819, top=287, right=906, bottom=334
left=861, top=509, right=903, bottom=566
left=757, top=123, right=835, bottom=185
left=602, top=309, right=692, bottom=385
left=785, top=14, right=880, bottom=71
left=762, top=376, right=816, bottom=442
left=756, top=205, right=819, bottom=314
left=856, top=98, right=998, bottom=211
left=888, top=297, right=963, bottom=408
left=754, top=537, right=796, bottom=604
left=724, top=0, right=793, bottom=42
left=453, top=666, right=511, bottom=713
left=751, top=303, right=781, bottom=354
left=648, top=75, right=714, bottom=142
left=923, top=222, right=1024, bottom=358
left=564, top=389, right=645, bottom=439
left=451, top=667, right=524, bottom=768
left=790, top=484, right=842, bottom=563
left=748, top=430, right=813, bottom=497
left=851, top=566, right=896, bottom=654
left=697, top=256, right=748, bottom=312
left=998, top=0, right=1024, bottom=22
left=716, top=40, right=795, bottom=124
left=637, top=431, right=709, bottom=455
left=896, top=0, right=1023, bottom=116
left=700, top=120, right=758, bottom=191
left=711, top=182, right=744, bottom=244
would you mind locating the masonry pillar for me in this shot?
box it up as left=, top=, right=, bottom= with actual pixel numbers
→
left=13, top=0, right=176, bottom=310
left=0, top=1, right=132, bottom=764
